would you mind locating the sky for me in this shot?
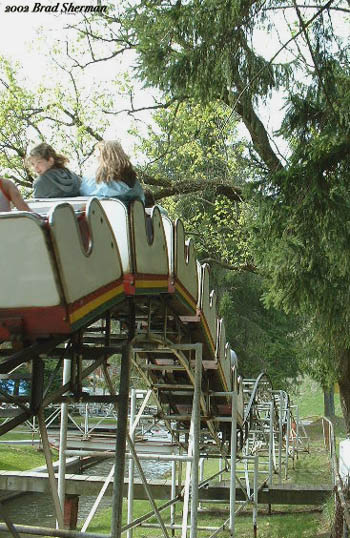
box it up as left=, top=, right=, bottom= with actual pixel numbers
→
left=0, top=0, right=349, bottom=167
left=0, top=1, right=295, bottom=161
left=0, top=0, right=155, bottom=162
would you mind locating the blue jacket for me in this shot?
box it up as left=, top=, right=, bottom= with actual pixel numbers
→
left=80, top=176, right=145, bottom=206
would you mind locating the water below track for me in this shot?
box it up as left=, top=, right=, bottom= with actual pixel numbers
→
left=2, top=457, right=171, bottom=534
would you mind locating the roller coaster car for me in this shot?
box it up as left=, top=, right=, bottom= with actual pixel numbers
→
left=0, top=197, right=238, bottom=412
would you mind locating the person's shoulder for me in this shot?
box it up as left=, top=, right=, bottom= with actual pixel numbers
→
left=80, top=175, right=97, bottom=195
left=81, top=175, right=96, bottom=187
left=1, top=177, right=14, bottom=188
left=81, top=174, right=95, bottom=182
left=37, top=168, right=58, bottom=182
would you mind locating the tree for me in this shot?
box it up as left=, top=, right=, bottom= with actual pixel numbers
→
left=116, top=0, right=350, bottom=426
left=134, top=98, right=252, bottom=268
left=135, top=97, right=301, bottom=387
left=220, top=270, right=301, bottom=391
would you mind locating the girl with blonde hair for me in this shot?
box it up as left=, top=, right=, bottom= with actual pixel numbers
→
left=80, top=141, right=145, bottom=205
left=27, top=143, right=81, bottom=198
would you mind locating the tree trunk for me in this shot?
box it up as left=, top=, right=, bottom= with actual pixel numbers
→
left=324, top=387, right=335, bottom=419
left=338, top=349, right=350, bottom=433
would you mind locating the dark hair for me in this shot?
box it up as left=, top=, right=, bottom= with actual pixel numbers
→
left=27, top=143, right=69, bottom=168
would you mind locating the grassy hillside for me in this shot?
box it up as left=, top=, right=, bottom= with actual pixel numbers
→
left=294, top=376, right=343, bottom=420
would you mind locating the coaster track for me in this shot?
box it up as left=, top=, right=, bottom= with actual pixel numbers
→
left=0, top=197, right=295, bottom=538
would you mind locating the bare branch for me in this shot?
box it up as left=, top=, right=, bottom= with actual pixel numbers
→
left=264, top=4, right=350, bottom=13
left=200, top=258, right=257, bottom=272
left=102, top=98, right=180, bottom=116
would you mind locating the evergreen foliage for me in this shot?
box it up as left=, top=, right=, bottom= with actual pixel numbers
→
left=136, top=98, right=301, bottom=388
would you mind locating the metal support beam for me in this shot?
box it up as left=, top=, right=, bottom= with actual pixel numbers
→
left=30, top=357, right=44, bottom=414
left=127, top=389, right=136, bottom=538
left=58, top=358, right=72, bottom=516
left=190, top=344, right=202, bottom=538
left=111, top=343, right=130, bottom=538
left=230, top=392, right=237, bottom=538
left=37, top=408, right=64, bottom=529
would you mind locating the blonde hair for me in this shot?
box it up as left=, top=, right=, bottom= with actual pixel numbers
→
left=27, top=143, right=69, bottom=168
left=96, top=140, right=136, bottom=187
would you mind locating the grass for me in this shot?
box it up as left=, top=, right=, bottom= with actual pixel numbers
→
left=85, top=500, right=324, bottom=537
left=294, top=377, right=342, bottom=421
left=0, top=430, right=40, bottom=441
left=0, top=444, right=47, bottom=470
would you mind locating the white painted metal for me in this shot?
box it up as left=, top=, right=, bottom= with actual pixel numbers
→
left=339, top=438, right=350, bottom=485
left=216, top=319, right=231, bottom=391
left=199, top=264, right=217, bottom=351
left=127, top=389, right=136, bottom=538
left=230, top=391, right=237, bottom=537
left=278, top=391, right=283, bottom=484
left=100, top=199, right=132, bottom=274
left=160, top=214, right=174, bottom=275
left=269, top=401, right=274, bottom=487
left=253, top=456, right=258, bottom=535
left=130, top=201, right=168, bottom=276
left=0, top=214, right=60, bottom=308
left=28, top=198, right=87, bottom=216
left=37, top=409, right=64, bottom=529
left=199, top=457, right=204, bottom=510
left=171, top=459, right=176, bottom=528
left=285, top=407, right=290, bottom=479
left=58, top=359, right=71, bottom=514
left=174, top=219, right=198, bottom=308
left=190, top=345, right=202, bottom=538
left=49, top=198, right=122, bottom=304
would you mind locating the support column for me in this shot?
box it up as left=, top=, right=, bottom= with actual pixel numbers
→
left=285, top=407, right=290, bottom=480
left=171, top=456, right=176, bottom=535
left=111, top=343, right=130, bottom=538
left=127, top=388, right=136, bottom=538
left=58, top=358, right=71, bottom=513
left=64, top=495, right=79, bottom=530
left=253, top=456, right=258, bottom=538
left=111, top=298, right=135, bottom=538
left=278, top=392, right=283, bottom=484
left=189, top=344, right=202, bottom=538
left=268, top=400, right=274, bottom=487
left=230, top=392, right=237, bottom=538
left=37, top=408, right=64, bottom=529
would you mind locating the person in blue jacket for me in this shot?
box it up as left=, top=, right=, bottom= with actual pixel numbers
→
left=80, top=140, right=145, bottom=205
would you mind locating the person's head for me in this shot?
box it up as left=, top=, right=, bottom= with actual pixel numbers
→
left=27, top=143, right=69, bottom=175
left=95, top=140, right=136, bottom=187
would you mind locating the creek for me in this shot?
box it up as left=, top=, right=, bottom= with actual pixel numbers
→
left=2, top=456, right=171, bottom=534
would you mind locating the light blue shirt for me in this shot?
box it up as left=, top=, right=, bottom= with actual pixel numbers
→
left=80, top=176, right=145, bottom=206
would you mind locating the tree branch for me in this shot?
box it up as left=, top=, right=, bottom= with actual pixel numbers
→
left=143, top=177, right=242, bottom=202
left=200, top=258, right=257, bottom=272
